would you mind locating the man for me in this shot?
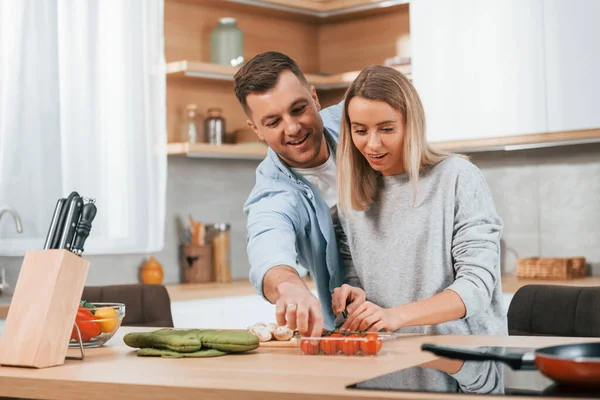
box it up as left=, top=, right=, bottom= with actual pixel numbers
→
left=233, top=51, right=363, bottom=337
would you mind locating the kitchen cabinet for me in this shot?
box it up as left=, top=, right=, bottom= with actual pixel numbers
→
left=164, top=0, right=411, bottom=159
left=543, top=0, right=600, bottom=133
left=169, top=290, right=514, bottom=330
left=232, top=0, right=408, bottom=14
left=165, top=0, right=600, bottom=156
left=410, top=0, right=547, bottom=143
left=170, top=293, right=309, bottom=329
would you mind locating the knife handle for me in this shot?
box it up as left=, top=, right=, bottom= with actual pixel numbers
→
left=71, top=203, right=97, bottom=255
left=52, top=191, right=79, bottom=249
left=43, top=198, right=66, bottom=249
left=58, top=195, right=83, bottom=250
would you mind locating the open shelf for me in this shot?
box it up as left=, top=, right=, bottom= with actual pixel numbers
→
left=167, top=128, right=600, bottom=160
left=167, top=142, right=268, bottom=160
left=166, top=60, right=412, bottom=90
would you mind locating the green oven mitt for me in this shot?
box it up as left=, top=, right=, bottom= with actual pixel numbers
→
left=123, top=328, right=259, bottom=357
left=137, top=348, right=227, bottom=358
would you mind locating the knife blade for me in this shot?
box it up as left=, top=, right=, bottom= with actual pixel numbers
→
left=57, top=194, right=83, bottom=250
left=43, top=198, right=66, bottom=249
left=334, top=310, right=347, bottom=330
left=71, top=202, right=97, bottom=256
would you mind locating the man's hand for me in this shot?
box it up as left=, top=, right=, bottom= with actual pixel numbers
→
left=263, top=266, right=324, bottom=337
left=341, top=301, right=401, bottom=332
left=331, top=284, right=366, bottom=316
left=275, top=281, right=323, bottom=337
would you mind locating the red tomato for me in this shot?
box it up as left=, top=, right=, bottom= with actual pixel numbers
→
left=319, top=335, right=338, bottom=355
left=321, top=333, right=342, bottom=355
left=359, top=333, right=383, bottom=355
left=70, top=306, right=100, bottom=342
left=300, top=339, right=320, bottom=355
left=340, top=336, right=360, bottom=356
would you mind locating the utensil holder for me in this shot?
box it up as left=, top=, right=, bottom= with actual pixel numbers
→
left=182, top=243, right=213, bottom=283
left=0, top=249, right=89, bottom=368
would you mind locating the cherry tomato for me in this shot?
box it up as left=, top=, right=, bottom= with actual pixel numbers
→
left=340, top=335, right=360, bottom=356
left=359, top=333, right=383, bottom=355
left=320, top=334, right=340, bottom=355
left=300, top=339, right=320, bottom=355
left=70, top=306, right=100, bottom=342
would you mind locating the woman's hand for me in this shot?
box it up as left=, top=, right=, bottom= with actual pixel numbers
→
left=331, top=284, right=366, bottom=316
left=341, top=301, right=402, bottom=332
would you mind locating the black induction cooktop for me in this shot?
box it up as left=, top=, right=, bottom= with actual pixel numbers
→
left=347, top=347, right=600, bottom=398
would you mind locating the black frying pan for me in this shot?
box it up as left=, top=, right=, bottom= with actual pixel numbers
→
left=421, top=342, right=600, bottom=387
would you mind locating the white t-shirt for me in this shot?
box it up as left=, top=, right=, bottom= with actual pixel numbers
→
left=291, top=153, right=337, bottom=208
left=291, top=153, right=353, bottom=278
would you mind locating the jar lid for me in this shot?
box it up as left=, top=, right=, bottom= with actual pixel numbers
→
left=219, top=17, right=236, bottom=25
left=207, top=107, right=222, bottom=117
left=214, top=222, right=230, bottom=231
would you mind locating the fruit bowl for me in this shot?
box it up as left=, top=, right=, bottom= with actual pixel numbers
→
left=69, top=302, right=126, bottom=348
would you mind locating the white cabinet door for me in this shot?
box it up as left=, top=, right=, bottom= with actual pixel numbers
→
left=543, top=0, right=600, bottom=132
left=171, top=295, right=276, bottom=329
left=410, top=0, right=547, bottom=143
left=170, top=289, right=319, bottom=330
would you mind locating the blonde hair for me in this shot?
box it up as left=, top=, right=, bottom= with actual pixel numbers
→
left=337, top=65, right=463, bottom=215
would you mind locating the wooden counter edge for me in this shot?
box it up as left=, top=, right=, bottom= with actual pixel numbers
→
left=499, top=274, right=600, bottom=293
left=0, top=275, right=598, bottom=316
left=164, top=275, right=600, bottom=303
left=164, top=277, right=316, bottom=302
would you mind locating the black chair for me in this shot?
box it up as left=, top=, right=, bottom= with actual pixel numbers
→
left=81, top=284, right=174, bottom=327
left=507, top=284, right=600, bottom=337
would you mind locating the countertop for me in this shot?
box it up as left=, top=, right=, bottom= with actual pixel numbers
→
left=163, top=274, right=600, bottom=302
left=0, top=275, right=598, bottom=319
left=164, top=276, right=316, bottom=301
left=0, top=327, right=597, bottom=399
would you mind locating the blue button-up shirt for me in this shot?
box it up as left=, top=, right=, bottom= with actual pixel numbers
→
left=243, top=101, right=344, bottom=329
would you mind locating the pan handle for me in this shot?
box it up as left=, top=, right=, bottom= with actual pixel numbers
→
left=421, top=344, right=526, bottom=370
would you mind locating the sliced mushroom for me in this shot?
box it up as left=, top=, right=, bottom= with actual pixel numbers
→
left=273, top=326, right=294, bottom=341
left=266, top=323, right=278, bottom=334
left=253, top=325, right=273, bottom=342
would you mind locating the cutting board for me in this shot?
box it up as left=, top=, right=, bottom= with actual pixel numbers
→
left=224, top=329, right=299, bottom=348
left=259, top=338, right=300, bottom=348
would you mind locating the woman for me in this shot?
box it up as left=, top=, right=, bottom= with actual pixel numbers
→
left=332, top=65, right=507, bottom=336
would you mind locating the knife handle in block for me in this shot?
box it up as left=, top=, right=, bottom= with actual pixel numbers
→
left=58, top=195, right=83, bottom=250
left=43, top=198, right=65, bottom=250
left=71, top=203, right=97, bottom=255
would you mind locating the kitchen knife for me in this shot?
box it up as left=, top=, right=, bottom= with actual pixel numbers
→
left=43, top=198, right=66, bottom=249
left=71, top=202, right=97, bottom=256
left=57, top=194, right=83, bottom=250
left=334, top=310, right=347, bottom=330
left=51, top=191, right=80, bottom=249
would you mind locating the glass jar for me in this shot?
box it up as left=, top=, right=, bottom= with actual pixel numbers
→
left=211, top=223, right=231, bottom=283
left=210, top=17, right=244, bottom=67
left=205, top=107, right=226, bottom=145
left=182, top=104, right=205, bottom=143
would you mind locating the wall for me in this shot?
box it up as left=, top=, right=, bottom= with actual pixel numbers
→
left=472, top=142, right=600, bottom=276
left=0, top=156, right=260, bottom=291
left=1, top=143, right=599, bottom=291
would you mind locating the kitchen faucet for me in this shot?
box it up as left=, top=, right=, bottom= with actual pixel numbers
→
left=0, top=206, right=23, bottom=294
left=0, top=206, right=23, bottom=233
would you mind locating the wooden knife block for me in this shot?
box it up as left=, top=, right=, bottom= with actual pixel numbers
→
left=0, top=249, right=89, bottom=368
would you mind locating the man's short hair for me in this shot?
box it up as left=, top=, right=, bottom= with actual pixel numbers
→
left=233, top=51, right=308, bottom=113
